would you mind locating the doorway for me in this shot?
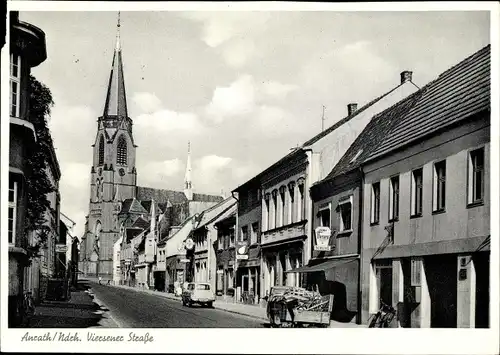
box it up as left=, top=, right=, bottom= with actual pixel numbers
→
left=425, top=254, right=457, bottom=328
left=474, top=252, right=489, bottom=328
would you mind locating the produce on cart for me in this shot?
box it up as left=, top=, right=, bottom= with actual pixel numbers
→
left=266, top=286, right=334, bottom=327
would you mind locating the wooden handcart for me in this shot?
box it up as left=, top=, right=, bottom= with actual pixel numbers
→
left=266, top=286, right=334, bottom=328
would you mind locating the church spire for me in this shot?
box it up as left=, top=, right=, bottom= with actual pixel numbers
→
left=102, top=11, right=128, bottom=119
left=184, top=141, right=193, bottom=201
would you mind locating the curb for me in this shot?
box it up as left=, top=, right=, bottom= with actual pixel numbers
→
left=86, top=288, right=122, bottom=328
left=104, top=282, right=268, bottom=322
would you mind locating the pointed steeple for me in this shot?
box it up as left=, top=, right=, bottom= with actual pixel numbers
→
left=103, top=12, right=128, bottom=118
left=184, top=141, right=193, bottom=201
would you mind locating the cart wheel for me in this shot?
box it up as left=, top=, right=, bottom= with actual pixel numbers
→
left=273, top=314, right=281, bottom=327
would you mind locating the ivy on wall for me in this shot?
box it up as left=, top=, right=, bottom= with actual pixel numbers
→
left=24, top=75, right=57, bottom=260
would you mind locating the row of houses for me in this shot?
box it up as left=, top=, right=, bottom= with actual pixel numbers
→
left=112, top=44, right=490, bottom=328
left=8, top=12, right=79, bottom=327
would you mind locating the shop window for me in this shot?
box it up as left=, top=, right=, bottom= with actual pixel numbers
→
left=317, top=204, right=331, bottom=228
left=389, top=176, right=399, bottom=221
left=10, top=53, right=21, bottom=117
left=433, top=160, right=446, bottom=212
left=8, top=179, right=18, bottom=245
left=468, top=148, right=485, bottom=205
left=339, top=196, right=353, bottom=232
left=411, top=168, right=423, bottom=217
left=370, top=182, right=380, bottom=224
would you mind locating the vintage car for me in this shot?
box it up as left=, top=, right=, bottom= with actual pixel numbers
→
left=182, top=282, right=215, bottom=308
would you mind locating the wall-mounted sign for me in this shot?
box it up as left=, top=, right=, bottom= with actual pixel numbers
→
left=216, top=269, right=224, bottom=274
left=236, top=242, right=249, bottom=260
left=184, top=238, right=194, bottom=250
left=314, top=227, right=333, bottom=251
left=179, top=258, right=190, bottom=263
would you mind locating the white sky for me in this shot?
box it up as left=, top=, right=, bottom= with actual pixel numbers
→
left=18, top=10, right=490, bottom=239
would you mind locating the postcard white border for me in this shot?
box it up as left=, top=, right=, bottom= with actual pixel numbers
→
left=1, top=1, right=499, bottom=354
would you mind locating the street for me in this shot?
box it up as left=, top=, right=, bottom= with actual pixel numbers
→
left=89, top=283, right=264, bottom=328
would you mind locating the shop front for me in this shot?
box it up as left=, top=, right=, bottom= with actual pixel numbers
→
left=236, top=245, right=261, bottom=305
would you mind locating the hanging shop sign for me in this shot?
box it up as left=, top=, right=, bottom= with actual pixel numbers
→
left=314, top=227, right=333, bottom=251
left=236, top=242, right=249, bottom=260
left=184, top=238, right=194, bottom=250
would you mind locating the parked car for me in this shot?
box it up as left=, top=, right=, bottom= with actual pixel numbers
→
left=182, top=282, right=215, bottom=308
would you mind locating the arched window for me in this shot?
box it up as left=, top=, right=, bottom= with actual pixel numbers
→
left=98, top=135, right=104, bottom=166
left=117, top=135, right=127, bottom=165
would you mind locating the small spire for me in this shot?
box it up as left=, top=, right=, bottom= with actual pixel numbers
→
left=115, top=11, right=121, bottom=51
left=184, top=141, right=193, bottom=201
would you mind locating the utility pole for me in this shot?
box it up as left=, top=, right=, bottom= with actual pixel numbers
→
left=321, top=105, right=326, bottom=132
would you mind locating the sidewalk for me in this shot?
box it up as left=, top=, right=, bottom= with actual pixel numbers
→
left=28, top=282, right=118, bottom=328
left=107, top=283, right=364, bottom=328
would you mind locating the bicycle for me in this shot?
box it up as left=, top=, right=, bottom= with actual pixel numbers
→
left=368, top=299, right=396, bottom=328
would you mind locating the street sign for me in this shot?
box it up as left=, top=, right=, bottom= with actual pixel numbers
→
left=236, top=255, right=249, bottom=260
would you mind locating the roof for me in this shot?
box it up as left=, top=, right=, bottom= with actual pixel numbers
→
left=193, top=193, right=224, bottom=203
left=136, top=186, right=187, bottom=205
left=194, top=197, right=237, bottom=231
left=323, top=89, right=425, bottom=181
left=125, top=228, right=143, bottom=242
left=102, top=40, right=128, bottom=118
left=367, top=44, right=490, bottom=162
left=120, top=198, right=148, bottom=215
left=158, top=215, right=195, bottom=246
left=131, top=216, right=149, bottom=230
left=213, top=204, right=237, bottom=227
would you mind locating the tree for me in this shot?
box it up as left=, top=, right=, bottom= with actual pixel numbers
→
left=24, top=75, right=57, bottom=261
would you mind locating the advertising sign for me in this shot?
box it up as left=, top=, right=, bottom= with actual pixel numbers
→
left=184, top=238, right=194, bottom=250
left=236, top=242, right=249, bottom=260
left=314, top=227, right=333, bottom=251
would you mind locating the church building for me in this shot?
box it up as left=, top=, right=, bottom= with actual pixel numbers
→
left=79, top=15, right=222, bottom=280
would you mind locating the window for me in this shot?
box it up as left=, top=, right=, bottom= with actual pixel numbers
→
left=411, top=168, right=423, bottom=216
left=196, top=284, right=210, bottom=290
left=298, top=179, right=305, bottom=221
left=410, top=258, right=422, bottom=286
left=218, top=233, right=223, bottom=250
left=241, top=226, right=248, bottom=242
left=272, top=190, right=278, bottom=229
left=469, top=148, right=485, bottom=204
left=339, top=197, right=352, bottom=232
left=117, top=135, right=127, bottom=165
left=433, top=161, right=446, bottom=212
left=370, top=182, right=380, bottom=224
left=251, top=222, right=259, bottom=244
left=229, top=227, right=235, bottom=247
left=8, top=179, right=18, bottom=244
left=389, top=176, right=399, bottom=221
left=10, top=53, right=21, bottom=117
left=288, top=182, right=295, bottom=224
left=264, top=193, right=270, bottom=230
left=279, top=186, right=286, bottom=227
left=98, top=135, right=105, bottom=165
left=317, top=204, right=331, bottom=228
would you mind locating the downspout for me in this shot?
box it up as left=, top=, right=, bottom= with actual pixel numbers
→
left=231, top=191, right=239, bottom=303
left=357, top=166, right=364, bottom=325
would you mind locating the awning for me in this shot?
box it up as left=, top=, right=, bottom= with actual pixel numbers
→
left=285, top=255, right=358, bottom=273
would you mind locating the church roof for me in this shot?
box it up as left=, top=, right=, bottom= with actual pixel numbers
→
left=125, top=227, right=143, bottom=242
left=102, top=17, right=128, bottom=119
left=131, top=216, right=149, bottom=230
left=120, top=197, right=148, bottom=215
left=136, top=186, right=187, bottom=205
left=193, top=193, right=224, bottom=203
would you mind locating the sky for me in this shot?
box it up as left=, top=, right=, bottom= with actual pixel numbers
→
left=18, top=10, right=490, bottom=239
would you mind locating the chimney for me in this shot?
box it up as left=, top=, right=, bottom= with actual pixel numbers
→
left=347, top=103, right=358, bottom=116
left=400, top=70, right=413, bottom=84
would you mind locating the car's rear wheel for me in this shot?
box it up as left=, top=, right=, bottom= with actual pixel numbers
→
left=207, top=301, right=213, bottom=308
left=188, top=300, right=193, bottom=307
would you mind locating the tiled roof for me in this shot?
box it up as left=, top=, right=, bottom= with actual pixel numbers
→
left=119, top=198, right=148, bottom=215
left=125, top=227, right=143, bottom=242
left=158, top=215, right=195, bottom=246
left=302, top=82, right=411, bottom=147
left=367, top=44, right=490, bottom=162
left=140, top=200, right=152, bottom=213
left=195, top=197, right=237, bottom=230
left=324, top=90, right=425, bottom=180
left=213, top=204, right=237, bottom=227
left=132, top=216, right=149, bottom=230
left=193, top=193, right=224, bottom=203
left=136, top=186, right=187, bottom=205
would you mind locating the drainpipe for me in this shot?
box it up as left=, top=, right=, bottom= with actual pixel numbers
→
left=357, top=166, right=364, bottom=325
left=231, top=191, right=239, bottom=303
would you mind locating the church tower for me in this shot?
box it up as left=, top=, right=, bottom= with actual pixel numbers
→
left=84, top=12, right=137, bottom=278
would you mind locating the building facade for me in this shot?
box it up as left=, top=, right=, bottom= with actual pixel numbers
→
left=361, top=45, right=491, bottom=328
left=8, top=11, right=48, bottom=326
left=214, top=207, right=236, bottom=301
